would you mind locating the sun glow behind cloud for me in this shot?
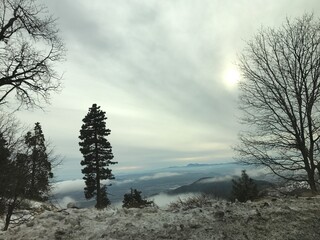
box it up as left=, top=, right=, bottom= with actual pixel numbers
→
left=223, top=67, right=241, bottom=90
left=14, top=0, right=320, bottom=178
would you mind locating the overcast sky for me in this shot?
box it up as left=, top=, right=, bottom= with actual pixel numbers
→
left=15, top=0, right=320, bottom=180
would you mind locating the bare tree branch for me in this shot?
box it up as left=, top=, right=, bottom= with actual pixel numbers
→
left=235, top=14, right=320, bottom=192
left=0, top=0, right=65, bottom=109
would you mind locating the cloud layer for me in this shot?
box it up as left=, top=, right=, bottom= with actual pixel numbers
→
left=15, top=0, right=320, bottom=179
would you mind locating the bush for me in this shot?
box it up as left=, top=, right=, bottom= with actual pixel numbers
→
left=168, top=194, right=212, bottom=210
left=122, top=189, right=153, bottom=208
left=231, top=170, right=258, bottom=202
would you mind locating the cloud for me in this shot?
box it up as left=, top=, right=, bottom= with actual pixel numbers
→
left=197, top=175, right=234, bottom=184
left=52, top=179, right=85, bottom=195
left=233, top=168, right=269, bottom=178
left=148, top=193, right=197, bottom=208
left=113, top=179, right=135, bottom=185
left=139, top=172, right=182, bottom=181
left=55, top=196, right=77, bottom=208
left=17, top=0, right=320, bottom=178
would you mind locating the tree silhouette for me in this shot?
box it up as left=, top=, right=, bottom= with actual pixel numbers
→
left=0, top=133, right=11, bottom=215
left=24, top=122, right=53, bottom=200
left=0, top=133, right=30, bottom=231
left=0, top=117, right=58, bottom=230
left=231, top=170, right=258, bottom=202
left=0, top=0, right=65, bottom=109
left=79, top=104, right=117, bottom=209
left=236, top=14, right=320, bottom=192
left=122, top=188, right=153, bottom=208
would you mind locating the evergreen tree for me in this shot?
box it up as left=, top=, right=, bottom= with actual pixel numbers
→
left=0, top=134, right=29, bottom=231
left=231, top=170, right=258, bottom=202
left=0, top=133, right=11, bottom=215
left=0, top=119, right=57, bottom=230
left=79, top=104, right=117, bottom=209
left=24, top=122, right=53, bottom=200
left=122, top=188, right=153, bottom=208
left=2, top=153, right=30, bottom=231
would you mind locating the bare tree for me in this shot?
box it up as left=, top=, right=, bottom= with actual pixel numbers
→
left=236, top=14, right=320, bottom=193
left=0, top=113, right=26, bottom=152
left=0, top=0, right=65, bottom=109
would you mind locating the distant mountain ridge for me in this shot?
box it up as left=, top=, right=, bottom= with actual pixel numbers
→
left=168, top=162, right=238, bottom=169
left=52, top=162, right=249, bottom=208
left=168, top=176, right=273, bottom=199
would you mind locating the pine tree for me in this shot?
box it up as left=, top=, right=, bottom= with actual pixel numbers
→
left=0, top=120, right=55, bottom=230
left=24, top=122, right=53, bottom=200
left=122, top=188, right=153, bottom=208
left=0, top=133, right=11, bottom=215
left=2, top=153, right=30, bottom=231
left=0, top=134, right=29, bottom=231
left=79, top=104, right=117, bottom=209
left=231, top=170, right=258, bottom=202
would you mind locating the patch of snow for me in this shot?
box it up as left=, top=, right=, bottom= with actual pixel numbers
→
left=2, top=196, right=320, bottom=239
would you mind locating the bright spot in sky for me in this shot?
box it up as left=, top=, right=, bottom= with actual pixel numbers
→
left=223, top=67, right=241, bottom=89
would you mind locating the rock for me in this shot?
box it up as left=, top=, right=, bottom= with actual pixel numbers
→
left=135, top=212, right=143, bottom=218
left=255, top=209, right=262, bottom=217
left=67, top=202, right=79, bottom=209
left=214, top=211, right=225, bottom=219
left=163, top=223, right=169, bottom=228
left=53, top=214, right=65, bottom=221
left=26, top=221, right=34, bottom=227
left=189, top=223, right=201, bottom=229
left=54, top=230, right=66, bottom=240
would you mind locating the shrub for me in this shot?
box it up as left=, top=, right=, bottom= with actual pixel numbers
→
left=231, top=170, right=258, bottom=202
left=168, top=194, right=212, bottom=210
left=122, top=189, right=153, bottom=208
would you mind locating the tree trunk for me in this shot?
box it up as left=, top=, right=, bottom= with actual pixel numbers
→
left=30, top=150, right=37, bottom=199
left=94, top=132, right=101, bottom=208
left=3, top=200, right=15, bottom=231
left=307, top=169, right=317, bottom=193
left=302, top=151, right=317, bottom=193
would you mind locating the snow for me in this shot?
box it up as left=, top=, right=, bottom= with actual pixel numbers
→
left=1, top=196, right=320, bottom=239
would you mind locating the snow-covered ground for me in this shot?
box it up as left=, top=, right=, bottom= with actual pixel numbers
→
left=1, top=196, right=320, bottom=240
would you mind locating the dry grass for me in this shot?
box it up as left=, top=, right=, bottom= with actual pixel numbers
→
left=168, top=194, right=212, bottom=211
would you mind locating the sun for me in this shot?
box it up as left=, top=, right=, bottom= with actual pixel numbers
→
left=223, top=67, right=241, bottom=89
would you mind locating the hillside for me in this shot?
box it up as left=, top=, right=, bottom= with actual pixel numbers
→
left=1, top=196, right=320, bottom=240
left=52, top=162, right=246, bottom=207
left=168, top=176, right=273, bottom=199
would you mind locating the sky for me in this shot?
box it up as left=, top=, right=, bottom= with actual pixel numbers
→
left=13, top=0, right=320, bottom=180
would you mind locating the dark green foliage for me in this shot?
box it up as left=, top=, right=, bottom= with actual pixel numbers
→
left=96, top=185, right=111, bottom=209
left=0, top=134, right=29, bottom=231
left=122, top=188, right=153, bottom=208
left=231, top=170, right=258, bottom=202
left=0, top=133, right=10, bottom=163
left=0, top=121, right=54, bottom=230
left=79, top=104, right=117, bottom=209
left=24, top=122, right=53, bottom=201
left=0, top=133, right=11, bottom=215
